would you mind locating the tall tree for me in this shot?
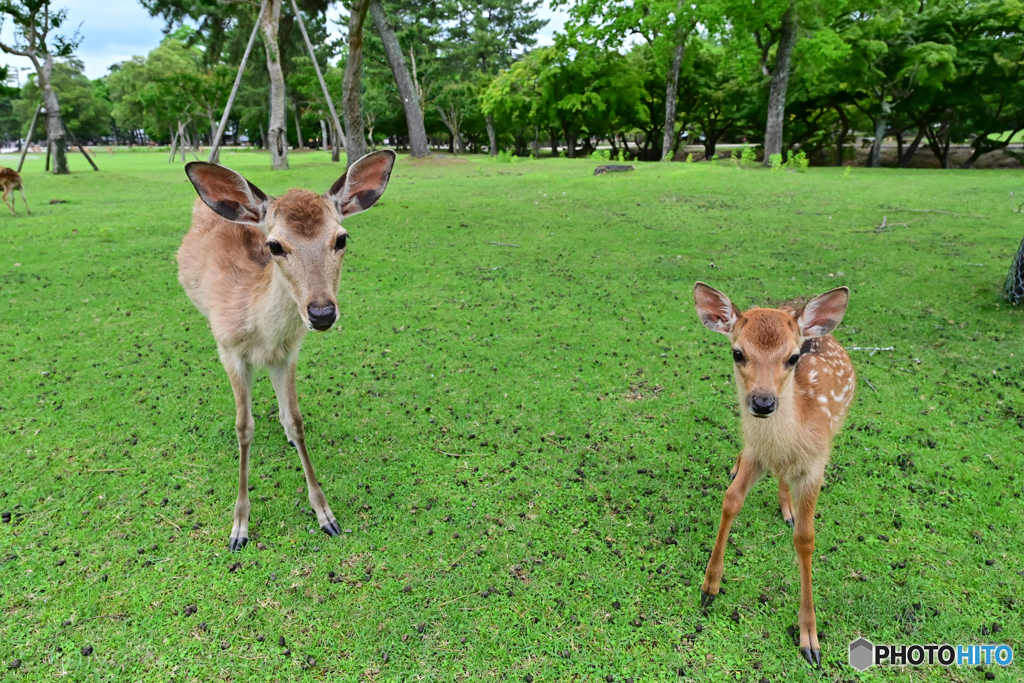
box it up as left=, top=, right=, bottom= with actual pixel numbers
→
left=261, top=0, right=289, bottom=168
left=368, top=0, right=427, bottom=156
left=0, top=0, right=82, bottom=174
left=342, top=0, right=370, bottom=166
left=556, top=0, right=703, bottom=161
left=762, top=0, right=797, bottom=164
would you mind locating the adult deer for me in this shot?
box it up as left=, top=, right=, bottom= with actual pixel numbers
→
left=692, top=282, right=855, bottom=667
left=179, top=150, right=396, bottom=551
left=0, top=167, right=31, bottom=216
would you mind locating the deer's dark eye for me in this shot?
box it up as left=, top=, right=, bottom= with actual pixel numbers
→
left=267, top=241, right=284, bottom=256
left=786, top=353, right=800, bottom=367
left=334, top=234, right=347, bottom=251
left=732, top=349, right=745, bottom=363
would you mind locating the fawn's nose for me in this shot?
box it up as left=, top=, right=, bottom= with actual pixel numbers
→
left=307, top=302, right=337, bottom=331
left=748, top=393, right=777, bottom=417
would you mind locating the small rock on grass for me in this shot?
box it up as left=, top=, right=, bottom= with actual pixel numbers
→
left=81, top=645, right=93, bottom=657
left=8, top=659, right=21, bottom=669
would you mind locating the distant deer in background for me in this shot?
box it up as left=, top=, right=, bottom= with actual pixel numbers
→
left=179, top=150, right=396, bottom=551
left=693, top=282, right=855, bottom=667
left=0, top=167, right=31, bottom=216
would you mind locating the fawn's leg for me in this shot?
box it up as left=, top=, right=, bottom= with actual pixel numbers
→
left=2, top=188, right=14, bottom=216
left=19, top=187, right=30, bottom=214
left=268, top=360, right=341, bottom=536
left=791, top=473, right=823, bottom=667
left=701, top=453, right=762, bottom=607
left=778, top=479, right=795, bottom=527
left=221, top=350, right=254, bottom=551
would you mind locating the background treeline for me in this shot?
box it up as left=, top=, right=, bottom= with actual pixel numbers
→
left=2, top=0, right=1022, bottom=168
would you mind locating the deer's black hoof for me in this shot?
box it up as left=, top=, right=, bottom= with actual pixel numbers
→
left=228, top=536, right=248, bottom=552
left=288, top=440, right=296, bottom=449
left=321, top=520, right=342, bottom=537
left=785, top=517, right=795, bottom=529
left=729, top=471, right=737, bottom=482
left=800, top=646, right=821, bottom=668
left=700, top=589, right=717, bottom=609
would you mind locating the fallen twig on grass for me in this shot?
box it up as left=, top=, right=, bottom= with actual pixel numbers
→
left=434, top=448, right=473, bottom=458
left=643, top=225, right=663, bottom=231
left=854, top=215, right=910, bottom=234
left=159, top=514, right=182, bottom=531
left=888, top=208, right=987, bottom=219
left=484, top=241, right=519, bottom=248
left=848, top=346, right=895, bottom=356
left=863, top=378, right=878, bottom=392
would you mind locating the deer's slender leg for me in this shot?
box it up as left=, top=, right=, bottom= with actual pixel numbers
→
left=268, top=360, right=341, bottom=537
left=778, top=478, right=795, bottom=527
left=19, top=187, right=30, bottom=214
left=701, top=452, right=762, bottom=607
left=790, top=473, right=823, bottom=667
left=221, top=350, right=254, bottom=551
left=728, top=453, right=741, bottom=481
left=2, top=188, right=14, bottom=216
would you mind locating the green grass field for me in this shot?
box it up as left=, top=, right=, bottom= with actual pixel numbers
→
left=0, top=149, right=1021, bottom=682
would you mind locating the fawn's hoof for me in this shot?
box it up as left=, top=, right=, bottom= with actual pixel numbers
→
left=700, top=588, right=717, bottom=609
left=228, top=536, right=248, bottom=552
left=321, top=520, right=342, bottom=537
left=785, top=517, right=795, bottom=528
left=288, top=439, right=297, bottom=449
left=800, top=646, right=821, bottom=668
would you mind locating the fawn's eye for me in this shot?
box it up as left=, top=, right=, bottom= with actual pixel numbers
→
left=786, top=353, right=800, bottom=367
left=334, top=235, right=347, bottom=251
left=732, top=349, right=745, bottom=363
left=267, top=241, right=284, bottom=256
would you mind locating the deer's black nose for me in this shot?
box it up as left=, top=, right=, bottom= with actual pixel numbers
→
left=748, top=393, right=777, bottom=417
left=307, top=302, right=336, bottom=331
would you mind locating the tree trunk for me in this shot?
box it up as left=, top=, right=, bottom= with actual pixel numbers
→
left=834, top=106, right=848, bottom=166
left=868, top=100, right=889, bottom=168
left=436, top=106, right=465, bottom=153
left=260, top=0, right=289, bottom=169
left=369, top=0, right=428, bottom=157
left=486, top=114, right=497, bottom=156
left=762, top=0, right=797, bottom=166
left=39, top=55, right=69, bottom=174
left=899, top=127, right=925, bottom=168
left=293, top=100, right=304, bottom=149
left=168, top=126, right=178, bottom=162
left=343, top=0, right=370, bottom=168
left=924, top=122, right=951, bottom=169
left=662, top=13, right=692, bottom=161
left=321, top=119, right=328, bottom=152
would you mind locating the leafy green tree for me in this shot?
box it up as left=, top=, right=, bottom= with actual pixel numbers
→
left=555, top=0, right=708, bottom=161
left=0, top=0, right=83, bottom=173
left=0, top=64, right=22, bottom=141
left=18, top=58, right=110, bottom=141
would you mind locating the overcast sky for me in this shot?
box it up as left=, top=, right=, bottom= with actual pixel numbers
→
left=0, top=0, right=570, bottom=83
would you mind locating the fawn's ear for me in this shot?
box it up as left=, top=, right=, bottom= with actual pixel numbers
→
left=185, top=162, right=269, bottom=226
left=326, top=150, right=396, bottom=217
left=694, top=282, right=741, bottom=335
left=798, top=287, right=849, bottom=338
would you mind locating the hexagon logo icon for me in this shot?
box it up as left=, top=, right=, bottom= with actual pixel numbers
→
left=849, top=638, right=874, bottom=671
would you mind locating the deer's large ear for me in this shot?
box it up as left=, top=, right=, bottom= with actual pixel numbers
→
left=798, top=287, right=849, bottom=338
left=326, top=150, right=396, bottom=217
left=185, top=162, right=269, bottom=226
left=694, top=282, right=740, bottom=335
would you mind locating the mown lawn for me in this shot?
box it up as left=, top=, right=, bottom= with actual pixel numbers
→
left=0, top=149, right=1021, bottom=682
